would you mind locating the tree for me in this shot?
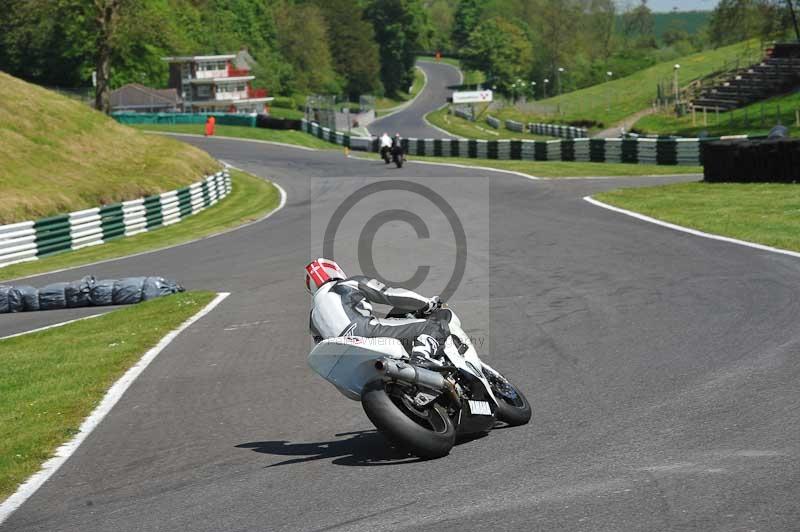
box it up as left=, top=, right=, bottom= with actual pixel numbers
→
left=461, top=17, right=533, bottom=91
left=586, top=0, right=616, bottom=63
left=452, top=0, right=486, bottom=50
left=314, top=0, right=383, bottom=99
left=273, top=1, right=340, bottom=94
left=365, top=0, right=428, bottom=95
left=428, top=0, right=456, bottom=53
left=622, top=0, right=656, bottom=47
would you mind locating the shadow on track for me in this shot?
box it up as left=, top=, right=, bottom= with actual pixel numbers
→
left=236, top=430, right=426, bottom=467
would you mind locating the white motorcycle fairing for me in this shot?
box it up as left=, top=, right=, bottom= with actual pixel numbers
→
left=307, top=309, right=501, bottom=411
left=308, top=336, right=408, bottom=400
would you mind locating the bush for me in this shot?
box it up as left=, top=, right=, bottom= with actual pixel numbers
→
left=271, top=96, right=297, bottom=110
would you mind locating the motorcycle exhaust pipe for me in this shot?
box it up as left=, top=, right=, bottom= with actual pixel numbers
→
left=374, top=357, right=447, bottom=391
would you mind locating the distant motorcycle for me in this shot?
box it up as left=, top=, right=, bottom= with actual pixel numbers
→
left=391, top=145, right=405, bottom=168
left=308, top=304, right=531, bottom=458
left=380, top=145, right=392, bottom=164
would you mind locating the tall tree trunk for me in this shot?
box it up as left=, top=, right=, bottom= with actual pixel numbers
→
left=94, top=0, right=120, bottom=114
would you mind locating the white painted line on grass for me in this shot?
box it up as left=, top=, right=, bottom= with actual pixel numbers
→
left=0, top=291, right=230, bottom=525
left=0, top=312, right=108, bottom=341
left=6, top=167, right=287, bottom=283
left=584, top=196, right=800, bottom=259
left=142, top=131, right=319, bottom=151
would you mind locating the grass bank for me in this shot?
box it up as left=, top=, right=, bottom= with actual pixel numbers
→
left=0, top=170, right=281, bottom=281
left=0, top=72, right=219, bottom=224
left=489, top=40, right=760, bottom=131
left=375, top=67, right=426, bottom=113
left=425, top=107, right=553, bottom=140
left=595, top=182, right=800, bottom=251
left=0, top=291, right=216, bottom=500
left=130, top=123, right=336, bottom=150
left=356, top=153, right=701, bottom=178
left=633, top=90, right=800, bottom=137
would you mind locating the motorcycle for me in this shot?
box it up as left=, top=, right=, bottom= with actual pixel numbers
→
left=308, top=305, right=531, bottom=459
left=380, top=145, right=392, bottom=164
left=391, top=145, right=405, bottom=168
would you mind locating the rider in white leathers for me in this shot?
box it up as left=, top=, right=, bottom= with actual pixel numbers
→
left=305, top=258, right=449, bottom=366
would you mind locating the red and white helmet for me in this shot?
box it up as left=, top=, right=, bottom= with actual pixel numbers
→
left=304, top=258, right=346, bottom=294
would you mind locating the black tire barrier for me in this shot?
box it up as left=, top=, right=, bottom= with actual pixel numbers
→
left=702, top=138, right=800, bottom=183
left=256, top=114, right=303, bottom=130
left=0, top=275, right=184, bottom=314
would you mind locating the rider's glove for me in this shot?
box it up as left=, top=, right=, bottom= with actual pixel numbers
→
left=425, top=296, right=442, bottom=314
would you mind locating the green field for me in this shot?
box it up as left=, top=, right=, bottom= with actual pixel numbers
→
left=489, top=40, right=761, bottom=131
left=357, top=152, right=701, bottom=178
left=634, top=90, right=800, bottom=137
left=131, top=123, right=337, bottom=150
left=595, top=182, right=800, bottom=252
left=425, top=107, right=553, bottom=140
left=0, top=291, right=216, bottom=500
left=0, top=169, right=281, bottom=282
left=0, top=72, right=220, bottom=224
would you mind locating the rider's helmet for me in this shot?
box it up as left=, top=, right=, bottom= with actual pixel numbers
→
left=305, top=258, right=346, bottom=294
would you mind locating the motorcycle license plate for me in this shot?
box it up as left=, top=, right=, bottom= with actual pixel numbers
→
left=468, top=400, right=492, bottom=416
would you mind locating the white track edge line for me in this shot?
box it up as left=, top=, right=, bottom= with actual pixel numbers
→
left=369, top=65, right=429, bottom=127
left=5, top=167, right=287, bottom=283
left=406, top=159, right=540, bottom=180
left=0, top=291, right=231, bottom=524
left=0, top=312, right=107, bottom=341
left=142, top=131, right=319, bottom=151
left=583, top=196, right=800, bottom=259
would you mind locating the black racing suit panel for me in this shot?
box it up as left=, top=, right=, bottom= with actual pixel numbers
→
left=309, top=276, right=450, bottom=354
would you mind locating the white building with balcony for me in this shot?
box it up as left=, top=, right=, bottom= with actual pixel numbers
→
left=163, top=51, right=272, bottom=113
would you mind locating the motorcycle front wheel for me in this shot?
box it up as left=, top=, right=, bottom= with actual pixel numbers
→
left=483, top=365, right=532, bottom=426
left=361, top=380, right=455, bottom=459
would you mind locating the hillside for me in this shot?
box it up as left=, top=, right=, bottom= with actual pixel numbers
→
left=0, top=72, right=219, bottom=224
left=491, top=39, right=761, bottom=131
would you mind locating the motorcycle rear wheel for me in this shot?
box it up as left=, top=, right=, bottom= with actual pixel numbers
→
left=361, top=380, right=455, bottom=459
left=483, top=366, right=532, bottom=426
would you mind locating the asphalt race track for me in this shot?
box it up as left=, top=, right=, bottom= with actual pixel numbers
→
left=3, top=63, right=800, bottom=532
left=368, top=60, right=461, bottom=139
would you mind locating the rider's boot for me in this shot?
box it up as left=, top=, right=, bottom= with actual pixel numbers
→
left=410, top=334, right=443, bottom=369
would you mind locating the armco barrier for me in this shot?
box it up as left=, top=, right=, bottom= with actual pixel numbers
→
left=528, top=122, right=588, bottom=139
left=0, top=170, right=231, bottom=269
left=299, top=119, right=763, bottom=167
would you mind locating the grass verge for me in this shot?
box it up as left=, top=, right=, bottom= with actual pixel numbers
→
left=595, top=182, right=800, bottom=251
left=0, top=170, right=281, bottom=282
left=356, top=153, right=701, bottom=178
left=0, top=291, right=216, bottom=501
left=130, top=124, right=336, bottom=150
left=425, top=107, right=553, bottom=140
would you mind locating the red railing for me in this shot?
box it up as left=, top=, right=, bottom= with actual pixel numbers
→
left=248, top=87, right=268, bottom=98
left=227, top=63, right=250, bottom=77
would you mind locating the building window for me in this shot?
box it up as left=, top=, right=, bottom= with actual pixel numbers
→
left=196, top=85, right=211, bottom=99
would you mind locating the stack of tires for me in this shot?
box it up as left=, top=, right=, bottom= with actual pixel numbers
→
left=702, top=138, right=800, bottom=183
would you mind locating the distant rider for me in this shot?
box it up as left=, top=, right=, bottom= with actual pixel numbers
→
left=305, top=258, right=451, bottom=367
left=391, top=133, right=404, bottom=159
left=379, top=132, right=392, bottom=161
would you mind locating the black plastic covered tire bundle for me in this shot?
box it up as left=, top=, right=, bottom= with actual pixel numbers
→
left=0, top=276, right=184, bottom=313
left=703, top=138, right=800, bottom=183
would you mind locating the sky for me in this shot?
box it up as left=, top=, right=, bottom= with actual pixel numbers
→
left=619, top=0, right=719, bottom=12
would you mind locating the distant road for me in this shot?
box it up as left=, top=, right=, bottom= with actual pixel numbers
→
left=368, top=60, right=462, bottom=139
